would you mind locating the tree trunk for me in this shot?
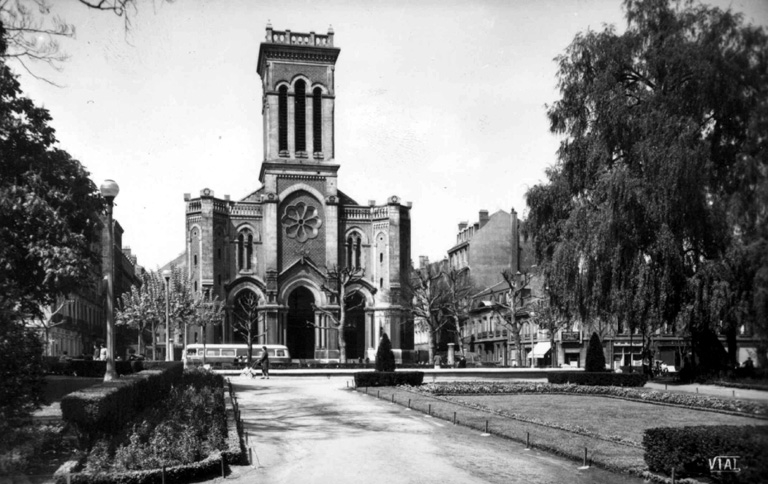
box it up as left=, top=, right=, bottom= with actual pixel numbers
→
left=338, top=327, right=347, bottom=364
left=151, top=320, right=157, bottom=360
left=512, top=327, right=523, bottom=367
left=550, top=332, right=557, bottom=368
left=428, top=327, right=437, bottom=363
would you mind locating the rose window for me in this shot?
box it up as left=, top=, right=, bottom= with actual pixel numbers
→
left=281, top=202, right=322, bottom=243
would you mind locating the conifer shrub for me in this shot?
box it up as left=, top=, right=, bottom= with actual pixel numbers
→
left=375, top=332, right=396, bottom=372
left=585, top=332, right=607, bottom=372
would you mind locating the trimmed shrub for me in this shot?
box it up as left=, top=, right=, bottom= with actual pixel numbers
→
left=60, top=362, right=183, bottom=441
left=354, top=371, right=423, bottom=387
left=585, top=332, right=606, bottom=372
left=548, top=371, right=647, bottom=387
left=643, top=425, right=768, bottom=482
left=375, top=332, right=396, bottom=372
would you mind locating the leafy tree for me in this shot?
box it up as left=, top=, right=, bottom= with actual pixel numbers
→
left=166, top=267, right=195, bottom=361
left=0, top=315, right=44, bottom=432
left=312, top=266, right=369, bottom=364
left=189, top=291, right=224, bottom=365
left=0, top=21, right=104, bottom=321
left=231, top=290, right=267, bottom=364
left=117, top=271, right=164, bottom=359
left=585, top=332, right=607, bottom=372
left=375, top=332, right=396, bottom=372
left=526, top=0, right=768, bottom=370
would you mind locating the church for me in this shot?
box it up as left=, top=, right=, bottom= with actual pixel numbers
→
left=182, top=25, right=413, bottom=362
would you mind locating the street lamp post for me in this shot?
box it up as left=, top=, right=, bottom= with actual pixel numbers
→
left=100, top=179, right=119, bottom=381
left=163, top=269, right=172, bottom=361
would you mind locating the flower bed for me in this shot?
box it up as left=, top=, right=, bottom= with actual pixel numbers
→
left=412, top=382, right=768, bottom=417
left=54, top=369, right=243, bottom=484
left=548, top=371, right=647, bottom=387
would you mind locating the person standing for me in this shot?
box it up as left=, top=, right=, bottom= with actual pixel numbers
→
left=433, top=353, right=442, bottom=370
left=257, top=345, right=270, bottom=379
left=99, top=344, right=108, bottom=361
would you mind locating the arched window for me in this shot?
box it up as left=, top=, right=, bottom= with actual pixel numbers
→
left=237, top=233, right=244, bottom=270
left=355, top=238, right=361, bottom=268
left=346, top=233, right=362, bottom=269
left=294, top=80, right=306, bottom=153
left=238, top=230, right=255, bottom=272
left=346, top=236, right=353, bottom=268
left=313, top=87, right=322, bottom=154
left=278, top=85, right=288, bottom=153
left=247, top=233, right=253, bottom=270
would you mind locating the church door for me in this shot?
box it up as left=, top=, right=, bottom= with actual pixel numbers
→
left=345, top=293, right=366, bottom=361
left=286, top=287, right=316, bottom=359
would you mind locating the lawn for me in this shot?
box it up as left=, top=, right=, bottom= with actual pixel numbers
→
left=444, top=394, right=764, bottom=446
left=355, top=386, right=766, bottom=477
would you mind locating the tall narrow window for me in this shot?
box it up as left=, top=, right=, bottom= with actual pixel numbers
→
left=346, top=237, right=353, bottom=268
left=313, top=87, right=322, bottom=154
left=246, top=234, right=253, bottom=270
left=237, top=234, right=244, bottom=270
left=354, top=238, right=361, bottom=268
left=294, top=80, right=306, bottom=153
left=278, top=86, right=288, bottom=153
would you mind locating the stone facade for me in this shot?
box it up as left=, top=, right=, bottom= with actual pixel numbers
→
left=184, top=26, right=413, bottom=362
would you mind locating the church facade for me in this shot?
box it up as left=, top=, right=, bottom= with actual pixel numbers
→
left=183, top=26, right=413, bottom=362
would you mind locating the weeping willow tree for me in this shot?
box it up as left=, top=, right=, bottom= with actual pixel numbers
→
left=526, top=0, right=768, bottom=371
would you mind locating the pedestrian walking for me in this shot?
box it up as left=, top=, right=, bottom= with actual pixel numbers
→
left=257, top=345, right=270, bottom=379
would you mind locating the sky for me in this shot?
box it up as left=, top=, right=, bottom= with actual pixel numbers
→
left=12, top=0, right=768, bottom=271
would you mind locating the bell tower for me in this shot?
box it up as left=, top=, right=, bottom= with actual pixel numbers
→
left=257, top=24, right=340, bottom=180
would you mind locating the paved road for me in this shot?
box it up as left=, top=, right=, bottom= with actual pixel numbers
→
left=215, top=376, right=645, bottom=484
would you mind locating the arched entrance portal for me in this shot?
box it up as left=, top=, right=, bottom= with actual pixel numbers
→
left=286, top=287, right=315, bottom=359
left=345, top=293, right=366, bottom=361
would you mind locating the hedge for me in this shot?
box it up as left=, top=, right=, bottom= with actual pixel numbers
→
left=60, top=362, right=184, bottom=440
left=43, top=359, right=137, bottom=377
left=548, top=371, right=647, bottom=387
left=354, top=371, right=423, bottom=387
left=643, top=425, right=768, bottom=482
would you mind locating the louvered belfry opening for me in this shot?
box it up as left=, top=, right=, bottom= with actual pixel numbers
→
left=313, top=87, right=322, bottom=154
left=278, top=85, right=288, bottom=153
left=294, top=80, right=306, bottom=153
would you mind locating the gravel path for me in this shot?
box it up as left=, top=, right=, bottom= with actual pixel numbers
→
left=213, top=376, right=645, bottom=484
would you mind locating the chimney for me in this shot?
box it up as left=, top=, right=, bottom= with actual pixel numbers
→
left=122, top=247, right=132, bottom=258
left=458, top=221, right=468, bottom=231
left=479, top=210, right=489, bottom=229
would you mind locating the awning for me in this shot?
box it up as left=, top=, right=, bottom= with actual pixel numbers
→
left=528, top=342, right=551, bottom=359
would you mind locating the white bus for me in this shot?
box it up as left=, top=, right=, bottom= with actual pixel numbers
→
left=185, top=344, right=291, bottom=365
